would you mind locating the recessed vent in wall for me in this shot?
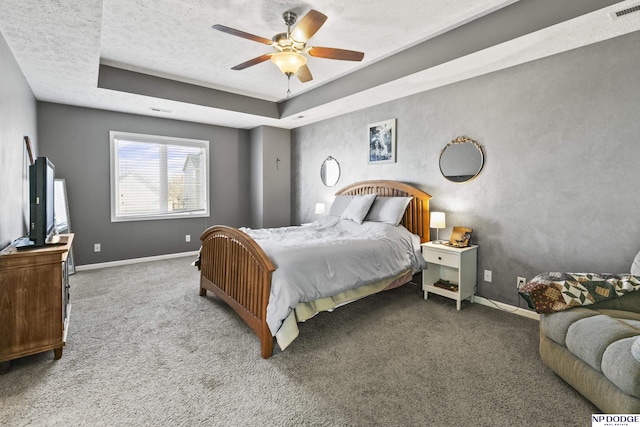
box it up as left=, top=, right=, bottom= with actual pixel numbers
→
left=610, top=4, right=640, bottom=19
left=150, top=107, right=172, bottom=113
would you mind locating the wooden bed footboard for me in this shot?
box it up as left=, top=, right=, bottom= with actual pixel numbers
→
left=198, top=180, right=432, bottom=359
left=199, top=225, right=276, bottom=358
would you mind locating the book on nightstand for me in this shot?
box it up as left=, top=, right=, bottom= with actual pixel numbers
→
left=433, top=279, right=459, bottom=292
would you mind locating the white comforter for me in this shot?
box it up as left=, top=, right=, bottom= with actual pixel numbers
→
left=241, top=216, right=426, bottom=336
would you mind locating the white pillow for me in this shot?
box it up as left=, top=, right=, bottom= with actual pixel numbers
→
left=365, top=196, right=412, bottom=226
left=632, top=337, right=640, bottom=362
left=631, top=250, right=640, bottom=276
left=340, top=194, right=377, bottom=224
left=328, top=195, right=354, bottom=217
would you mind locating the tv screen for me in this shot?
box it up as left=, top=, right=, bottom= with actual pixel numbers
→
left=29, top=156, right=56, bottom=246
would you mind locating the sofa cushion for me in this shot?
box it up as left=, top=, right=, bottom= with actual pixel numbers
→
left=596, top=309, right=640, bottom=322
left=539, top=292, right=640, bottom=409
left=540, top=308, right=599, bottom=346
left=565, top=315, right=640, bottom=372
left=602, top=337, right=640, bottom=398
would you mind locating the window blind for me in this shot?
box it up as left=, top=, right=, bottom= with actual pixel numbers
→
left=110, top=131, right=209, bottom=222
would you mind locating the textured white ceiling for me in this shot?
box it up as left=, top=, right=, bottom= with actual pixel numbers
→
left=100, top=0, right=515, bottom=100
left=0, top=1, right=639, bottom=129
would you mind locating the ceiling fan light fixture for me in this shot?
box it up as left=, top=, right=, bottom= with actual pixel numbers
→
left=271, top=51, right=307, bottom=75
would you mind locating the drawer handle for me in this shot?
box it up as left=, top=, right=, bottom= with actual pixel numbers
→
left=438, top=256, right=442, bottom=260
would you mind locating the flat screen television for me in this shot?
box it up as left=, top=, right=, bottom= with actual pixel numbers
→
left=29, top=156, right=57, bottom=246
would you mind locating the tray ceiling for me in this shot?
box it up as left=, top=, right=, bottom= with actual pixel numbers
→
left=1, top=1, right=639, bottom=129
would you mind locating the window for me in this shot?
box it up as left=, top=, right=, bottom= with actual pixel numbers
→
left=109, top=131, right=209, bottom=222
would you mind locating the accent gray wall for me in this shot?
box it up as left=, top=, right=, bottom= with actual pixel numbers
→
left=250, top=127, right=264, bottom=228
left=0, top=32, right=38, bottom=248
left=292, top=31, right=640, bottom=308
left=249, top=126, right=291, bottom=228
left=37, top=103, right=251, bottom=265
left=262, top=127, right=291, bottom=228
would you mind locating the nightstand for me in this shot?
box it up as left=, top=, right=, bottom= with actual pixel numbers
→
left=421, top=242, right=478, bottom=310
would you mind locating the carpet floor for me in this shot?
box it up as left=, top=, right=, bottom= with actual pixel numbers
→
left=0, top=255, right=598, bottom=426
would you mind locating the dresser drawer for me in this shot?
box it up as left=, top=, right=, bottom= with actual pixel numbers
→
left=423, top=249, right=459, bottom=268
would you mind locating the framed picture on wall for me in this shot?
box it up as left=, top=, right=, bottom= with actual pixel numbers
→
left=368, top=119, right=396, bottom=164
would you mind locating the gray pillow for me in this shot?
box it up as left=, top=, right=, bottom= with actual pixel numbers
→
left=632, top=250, right=640, bottom=276
left=340, top=194, right=377, bottom=224
left=328, top=195, right=354, bottom=217
left=364, top=196, right=412, bottom=226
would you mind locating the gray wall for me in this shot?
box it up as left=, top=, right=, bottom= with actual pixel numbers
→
left=250, top=127, right=264, bottom=228
left=0, top=32, right=38, bottom=248
left=249, top=126, right=291, bottom=228
left=261, top=127, right=290, bottom=228
left=291, top=31, right=640, bottom=308
left=37, top=103, right=251, bottom=265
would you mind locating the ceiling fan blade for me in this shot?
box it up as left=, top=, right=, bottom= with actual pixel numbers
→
left=308, top=47, right=364, bottom=61
left=212, top=24, right=273, bottom=45
left=290, top=10, right=327, bottom=43
left=231, top=53, right=273, bottom=70
left=296, top=64, right=313, bottom=83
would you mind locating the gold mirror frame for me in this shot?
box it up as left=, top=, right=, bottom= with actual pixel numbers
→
left=439, top=136, right=484, bottom=183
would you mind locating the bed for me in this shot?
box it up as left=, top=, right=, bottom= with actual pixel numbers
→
left=198, top=180, right=432, bottom=358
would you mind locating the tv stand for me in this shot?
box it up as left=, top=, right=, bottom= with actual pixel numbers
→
left=0, top=234, right=74, bottom=374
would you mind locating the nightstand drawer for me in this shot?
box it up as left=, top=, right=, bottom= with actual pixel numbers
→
left=423, top=250, right=458, bottom=268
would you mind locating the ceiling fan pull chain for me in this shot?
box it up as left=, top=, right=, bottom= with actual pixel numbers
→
left=286, top=74, right=292, bottom=98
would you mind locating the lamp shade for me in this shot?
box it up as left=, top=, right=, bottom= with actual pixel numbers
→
left=315, top=203, right=326, bottom=215
left=430, top=212, right=446, bottom=229
left=271, top=51, right=307, bottom=75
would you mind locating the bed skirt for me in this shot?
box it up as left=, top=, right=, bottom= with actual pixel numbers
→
left=275, top=270, right=413, bottom=350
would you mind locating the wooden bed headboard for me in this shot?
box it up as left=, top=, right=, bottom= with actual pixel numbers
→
left=335, top=180, right=432, bottom=243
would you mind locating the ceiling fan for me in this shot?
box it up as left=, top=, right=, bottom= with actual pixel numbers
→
left=212, top=9, right=364, bottom=96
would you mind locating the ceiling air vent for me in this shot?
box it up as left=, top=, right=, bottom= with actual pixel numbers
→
left=610, top=4, right=640, bottom=19
left=150, top=107, right=172, bottom=113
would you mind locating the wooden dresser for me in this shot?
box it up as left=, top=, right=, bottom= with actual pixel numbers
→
left=0, top=234, right=73, bottom=373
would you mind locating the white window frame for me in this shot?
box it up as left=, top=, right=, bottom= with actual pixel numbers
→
left=109, top=131, right=210, bottom=222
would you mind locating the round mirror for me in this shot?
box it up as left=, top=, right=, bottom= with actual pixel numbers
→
left=320, top=156, right=341, bottom=187
left=439, top=136, right=484, bottom=183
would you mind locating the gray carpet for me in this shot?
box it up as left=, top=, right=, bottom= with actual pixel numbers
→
left=0, top=256, right=597, bottom=426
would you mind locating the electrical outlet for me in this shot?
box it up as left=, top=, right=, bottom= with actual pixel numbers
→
left=185, top=234, right=191, bottom=242
left=94, top=243, right=101, bottom=252
left=517, top=276, right=527, bottom=288
left=484, top=270, right=492, bottom=282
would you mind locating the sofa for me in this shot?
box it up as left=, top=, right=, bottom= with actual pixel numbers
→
left=539, top=290, right=640, bottom=413
left=519, top=251, right=640, bottom=413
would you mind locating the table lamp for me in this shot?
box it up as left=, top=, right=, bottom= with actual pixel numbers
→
left=430, top=212, right=446, bottom=244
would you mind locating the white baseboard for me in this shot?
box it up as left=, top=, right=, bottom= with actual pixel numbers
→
left=76, top=251, right=199, bottom=271
left=471, top=295, right=540, bottom=321
left=76, top=258, right=537, bottom=322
